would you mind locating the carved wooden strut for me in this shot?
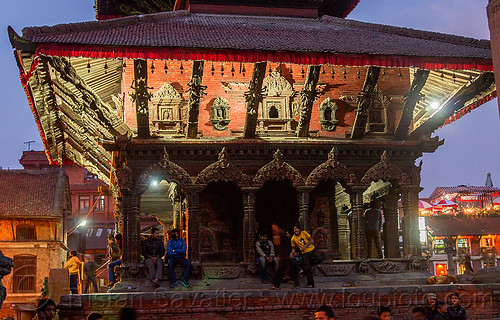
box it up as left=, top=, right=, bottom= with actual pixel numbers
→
left=350, top=66, right=381, bottom=139
left=243, top=62, right=267, bottom=138
left=297, top=65, right=321, bottom=137
left=186, top=60, right=206, bottom=138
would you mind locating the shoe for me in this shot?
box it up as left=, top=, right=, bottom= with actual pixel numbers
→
left=306, top=284, right=314, bottom=288
left=170, top=281, right=178, bottom=288
left=180, top=280, right=191, bottom=288
left=271, top=286, right=280, bottom=290
left=261, top=280, right=270, bottom=284
left=153, top=278, right=160, bottom=287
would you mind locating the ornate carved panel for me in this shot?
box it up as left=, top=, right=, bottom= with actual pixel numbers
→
left=252, top=149, right=304, bottom=187
left=371, top=260, right=407, bottom=273
left=306, top=148, right=356, bottom=186
left=210, top=97, right=231, bottom=131
left=313, top=228, right=328, bottom=249
left=151, top=83, right=185, bottom=134
left=196, top=148, right=249, bottom=187
left=367, top=87, right=390, bottom=133
left=319, top=98, right=339, bottom=131
left=135, top=148, right=192, bottom=194
left=203, top=265, right=242, bottom=279
left=361, top=151, right=409, bottom=186
left=258, top=70, right=296, bottom=133
left=316, top=262, right=355, bottom=276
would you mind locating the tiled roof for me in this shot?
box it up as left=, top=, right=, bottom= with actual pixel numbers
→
left=426, top=216, right=500, bottom=236
left=429, top=186, right=500, bottom=199
left=21, top=11, right=491, bottom=59
left=0, top=170, right=68, bottom=218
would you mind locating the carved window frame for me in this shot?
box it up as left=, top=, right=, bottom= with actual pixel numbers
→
left=12, top=254, right=37, bottom=293
left=367, top=87, right=390, bottom=134
left=151, top=83, right=184, bottom=134
left=258, top=71, right=295, bottom=132
left=319, top=98, right=339, bottom=131
left=210, top=97, right=231, bottom=131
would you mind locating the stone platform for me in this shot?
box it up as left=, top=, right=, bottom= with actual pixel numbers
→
left=57, top=283, right=500, bottom=320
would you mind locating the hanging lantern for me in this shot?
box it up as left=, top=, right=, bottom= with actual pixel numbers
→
left=268, top=64, right=272, bottom=74
left=382, top=69, right=386, bottom=76
left=398, top=70, right=402, bottom=77
left=343, top=70, right=347, bottom=79
left=211, top=63, right=215, bottom=76
left=289, top=65, right=293, bottom=74
left=122, top=59, right=127, bottom=69
left=180, top=62, right=184, bottom=74
left=452, top=73, right=456, bottom=83
left=440, top=71, right=444, bottom=80
left=220, top=63, right=224, bottom=76
left=242, top=64, right=246, bottom=76
left=151, top=61, right=155, bottom=74
left=301, top=67, right=305, bottom=78
left=87, top=59, right=91, bottom=73
left=104, top=59, right=108, bottom=74
left=331, top=68, right=335, bottom=79
left=321, top=67, right=325, bottom=75
left=357, top=69, right=361, bottom=79
left=164, top=61, right=168, bottom=74
left=231, top=63, right=235, bottom=76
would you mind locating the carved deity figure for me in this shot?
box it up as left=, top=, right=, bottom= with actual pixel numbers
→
left=0, top=250, right=13, bottom=311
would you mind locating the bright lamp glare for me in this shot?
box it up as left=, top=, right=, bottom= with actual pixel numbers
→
left=430, top=101, right=440, bottom=110
left=151, top=180, right=158, bottom=186
left=79, top=220, right=87, bottom=227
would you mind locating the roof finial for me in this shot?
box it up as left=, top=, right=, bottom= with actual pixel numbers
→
left=486, top=172, right=493, bottom=187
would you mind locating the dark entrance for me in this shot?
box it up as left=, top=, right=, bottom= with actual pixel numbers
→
left=199, top=181, right=244, bottom=263
left=255, top=179, right=299, bottom=235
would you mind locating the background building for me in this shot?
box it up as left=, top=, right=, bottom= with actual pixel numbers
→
left=0, top=169, right=70, bottom=319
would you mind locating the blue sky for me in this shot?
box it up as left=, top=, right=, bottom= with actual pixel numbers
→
left=0, top=0, right=497, bottom=196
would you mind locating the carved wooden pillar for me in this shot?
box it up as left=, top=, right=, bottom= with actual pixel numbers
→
left=349, top=185, right=367, bottom=260
left=243, top=62, right=267, bottom=138
left=383, top=189, right=401, bottom=258
left=132, top=59, right=151, bottom=138
left=401, top=186, right=423, bottom=257
left=173, top=201, right=181, bottom=229
left=186, top=188, right=201, bottom=263
left=186, top=60, right=206, bottom=138
left=242, top=188, right=257, bottom=263
left=121, top=191, right=142, bottom=267
left=112, top=191, right=123, bottom=233
left=296, top=65, right=321, bottom=137
left=299, top=187, right=313, bottom=232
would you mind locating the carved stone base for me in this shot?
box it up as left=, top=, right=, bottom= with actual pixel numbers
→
left=203, top=265, right=243, bottom=279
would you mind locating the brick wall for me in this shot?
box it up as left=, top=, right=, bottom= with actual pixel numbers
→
left=58, top=284, right=500, bottom=320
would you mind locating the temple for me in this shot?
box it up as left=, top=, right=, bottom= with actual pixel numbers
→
left=9, top=0, right=495, bottom=292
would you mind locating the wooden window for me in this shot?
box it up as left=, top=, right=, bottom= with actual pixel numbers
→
left=481, top=237, right=494, bottom=248
left=79, top=195, right=90, bottom=212
left=12, top=255, right=36, bottom=293
left=433, top=239, right=445, bottom=254
left=457, top=238, right=470, bottom=255
left=93, top=195, right=105, bottom=212
left=15, top=224, right=36, bottom=241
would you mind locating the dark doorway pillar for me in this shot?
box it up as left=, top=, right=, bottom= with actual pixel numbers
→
left=348, top=185, right=367, bottom=260
left=299, top=187, right=313, bottom=232
left=383, top=189, right=400, bottom=258
left=186, top=187, right=202, bottom=263
left=401, top=186, right=423, bottom=257
left=242, top=188, right=257, bottom=263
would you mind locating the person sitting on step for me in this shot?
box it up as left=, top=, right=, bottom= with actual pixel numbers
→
left=255, top=232, right=278, bottom=284
left=166, top=228, right=191, bottom=288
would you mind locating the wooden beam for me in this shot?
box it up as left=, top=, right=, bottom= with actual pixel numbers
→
left=186, top=60, right=206, bottom=138
left=243, top=62, right=267, bottom=138
left=394, top=69, right=430, bottom=140
left=409, top=72, right=495, bottom=139
left=297, top=65, right=321, bottom=137
left=132, top=59, right=151, bottom=138
left=350, top=66, right=381, bottom=139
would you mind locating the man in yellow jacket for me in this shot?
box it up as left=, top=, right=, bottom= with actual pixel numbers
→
left=64, top=251, right=82, bottom=294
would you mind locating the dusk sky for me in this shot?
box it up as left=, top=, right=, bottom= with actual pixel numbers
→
left=0, top=0, right=497, bottom=197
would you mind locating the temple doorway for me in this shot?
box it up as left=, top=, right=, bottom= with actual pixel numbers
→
left=199, top=181, right=244, bottom=263
left=255, top=180, right=299, bottom=236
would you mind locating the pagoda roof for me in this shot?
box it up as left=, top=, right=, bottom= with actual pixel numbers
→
left=0, top=170, right=69, bottom=218
left=426, top=216, right=500, bottom=237
left=19, top=11, right=492, bottom=69
left=429, top=186, right=500, bottom=199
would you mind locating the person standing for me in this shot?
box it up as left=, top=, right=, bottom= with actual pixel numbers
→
left=364, top=200, right=383, bottom=258
left=64, top=250, right=82, bottom=294
left=34, top=298, right=56, bottom=320
left=447, top=293, right=466, bottom=320
left=314, top=305, right=335, bottom=320
left=434, top=301, right=451, bottom=320
left=290, top=223, right=323, bottom=288
left=423, top=293, right=437, bottom=320
left=142, top=227, right=165, bottom=287
left=108, top=233, right=122, bottom=287
left=166, top=228, right=191, bottom=288
left=83, top=255, right=100, bottom=293
left=255, top=232, right=277, bottom=284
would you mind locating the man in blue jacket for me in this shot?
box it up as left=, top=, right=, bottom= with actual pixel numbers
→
left=166, top=229, right=191, bottom=288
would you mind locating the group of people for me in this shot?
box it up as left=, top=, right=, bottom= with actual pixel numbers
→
left=255, top=223, right=323, bottom=289
left=63, top=251, right=101, bottom=294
